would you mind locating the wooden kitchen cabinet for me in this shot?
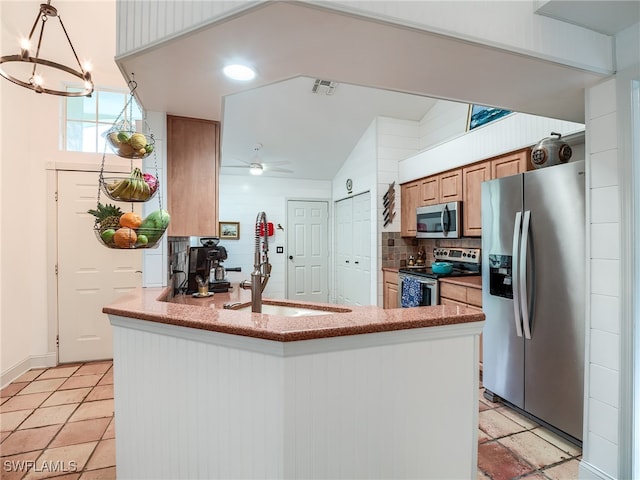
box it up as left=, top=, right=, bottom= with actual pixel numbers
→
left=439, top=279, right=483, bottom=370
left=167, top=115, right=220, bottom=236
left=491, top=148, right=532, bottom=179
left=383, top=269, right=399, bottom=309
left=420, top=177, right=439, bottom=205
left=419, top=169, right=462, bottom=206
left=401, top=180, right=420, bottom=237
left=439, top=168, right=463, bottom=202
left=462, top=161, right=490, bottom=237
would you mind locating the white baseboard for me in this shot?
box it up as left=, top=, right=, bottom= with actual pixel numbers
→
left=1, top=353, right=57, bottom=389
left=579, top=460, right=617, bottom=480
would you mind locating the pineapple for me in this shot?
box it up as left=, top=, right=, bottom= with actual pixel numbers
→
left=88, top=203, right=124, bottom=233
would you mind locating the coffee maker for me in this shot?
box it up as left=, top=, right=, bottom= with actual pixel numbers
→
left=187, top=238, right=231, bottom=293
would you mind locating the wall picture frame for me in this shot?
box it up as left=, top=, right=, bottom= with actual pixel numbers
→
left=467, top=104, right=512, bottom=131
left=219, top=221, right=240, bottom=240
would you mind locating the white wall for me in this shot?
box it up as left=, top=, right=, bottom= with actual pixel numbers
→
left=218, top=175, right=332, bottom=299
left=417, top=100, right=469, bottom=150
left=579, top=22, right=640, bottom=479
left=0, top=1, right=129, bottom=384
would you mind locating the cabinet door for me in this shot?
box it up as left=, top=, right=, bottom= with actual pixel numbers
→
left=401, top=181, right=420, bottom=237
left=491, top=149, right=531, bottom=179
left=167, top=115, right=220, bottom=236
left=383, top=270, right=399, bottom=309
left=439, top=169, right=462, bottom=202
left=384, top=281, right=399, bottom=309
left=420, top=177, right=439, bottom=206
left=462, top=161, right=490, bottom=236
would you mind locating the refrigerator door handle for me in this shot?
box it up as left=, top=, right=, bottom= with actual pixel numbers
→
left=511, top=211, right=523, bottom=338
left=520, top=210, right=532, bottom=340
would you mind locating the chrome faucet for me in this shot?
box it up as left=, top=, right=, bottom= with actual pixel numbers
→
left=240, top=212, right=272, bottom=312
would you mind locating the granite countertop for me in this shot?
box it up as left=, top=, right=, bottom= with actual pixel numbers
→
left=103, top=283, right=484, bottom=342
left=438, top=276, right=483, bottom=289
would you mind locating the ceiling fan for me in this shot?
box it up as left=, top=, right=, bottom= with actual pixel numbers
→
left=224, top=143, right=293, bottom=175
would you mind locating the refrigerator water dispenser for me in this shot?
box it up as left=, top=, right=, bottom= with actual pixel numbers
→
left=488, top=254, right=513, bottom=298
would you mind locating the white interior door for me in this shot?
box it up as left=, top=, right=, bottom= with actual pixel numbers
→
left=286, top=200, right=329, bottom=302
left=335, top=192, right=371, bottom=305
left=57, top=171, right=142, bottom=363
left=352, top=191, right=371, bottom=305
left=335, top=192, right=371, bottom=306
left=335, top=198, right=353, bottom=304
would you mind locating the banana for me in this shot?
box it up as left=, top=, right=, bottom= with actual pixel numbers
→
left=109, top=179, right=128, bottom=198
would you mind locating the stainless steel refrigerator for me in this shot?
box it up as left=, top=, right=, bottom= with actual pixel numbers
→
left=481, top=160, right=585, bottom=443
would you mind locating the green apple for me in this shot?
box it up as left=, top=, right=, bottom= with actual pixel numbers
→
left=136, top=234, right=149, bottom=246
left=101, top=229, right=116, bottom=244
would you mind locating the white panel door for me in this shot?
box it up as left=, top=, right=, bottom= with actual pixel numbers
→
left=352, top=191, right=371, bottom=306
left=286, top=200, right=329, bottom=302
left=335, top=192, right=371, bottom=306
left=57, top=171, right=142, bottom=363
left=334, top=197, right=353, bottom=305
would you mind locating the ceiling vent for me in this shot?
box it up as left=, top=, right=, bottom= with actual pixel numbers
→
left=312, top=79, right=337, bottom=95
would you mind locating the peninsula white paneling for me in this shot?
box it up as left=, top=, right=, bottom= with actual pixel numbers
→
left=399, top=113, right=584, bottom=183
left=111, top=315, right=483, bottom=480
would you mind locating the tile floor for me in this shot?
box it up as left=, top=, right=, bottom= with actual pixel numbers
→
left=2, top=360, right=581, bottom=479
left=1, top=361, right=114, bottom=479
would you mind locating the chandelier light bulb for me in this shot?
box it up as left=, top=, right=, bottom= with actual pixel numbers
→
left=32, top=74, right=43, bottom=86
left=20, top=38, right=31, bottom=50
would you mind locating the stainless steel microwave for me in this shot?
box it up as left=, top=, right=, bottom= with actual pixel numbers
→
left=416, top=201, right=461, bottom=238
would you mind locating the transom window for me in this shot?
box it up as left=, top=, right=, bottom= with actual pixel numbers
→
left=64, top=87, right=142, bottom=153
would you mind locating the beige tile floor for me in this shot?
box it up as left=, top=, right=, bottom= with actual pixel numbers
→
left=1, top=361, right=115, bottom=480
left=477, top=388, right=582, bottom=479
left=2, top=361, right=582, bottom=479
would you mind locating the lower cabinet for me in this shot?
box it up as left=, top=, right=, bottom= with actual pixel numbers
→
left=383, top=269, right=399, bottom=309
left=439, top=280, right=483, bottom=371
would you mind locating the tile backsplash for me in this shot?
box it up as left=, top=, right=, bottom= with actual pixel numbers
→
left=381, top=232, right=481, bottom=268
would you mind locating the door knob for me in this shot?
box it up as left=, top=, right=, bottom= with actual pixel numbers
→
left=288, top=255, right=293, bottom=260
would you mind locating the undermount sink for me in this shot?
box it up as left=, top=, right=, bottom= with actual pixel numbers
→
left=234, top=303, right=350, bottom=317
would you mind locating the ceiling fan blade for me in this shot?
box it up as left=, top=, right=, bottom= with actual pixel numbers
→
left=267, top=167, right=294, bottom=173
left=263, top=160, right=291, bottom=167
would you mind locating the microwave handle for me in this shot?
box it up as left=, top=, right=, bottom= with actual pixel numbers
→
left=441, top=205, right=450, bottom=235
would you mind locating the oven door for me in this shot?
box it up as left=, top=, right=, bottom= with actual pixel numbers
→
left=398, top=274, right=439, bottom=307
left=416, top=202, right=461, bottom=239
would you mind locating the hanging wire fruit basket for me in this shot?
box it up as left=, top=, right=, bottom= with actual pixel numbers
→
left=100, top=168, right=158, bottom=203
left=90, top=76, right=170, bottom=249
left=92, top=208, right=170, bottom=250
left=105, top=121, right=155, bottom=159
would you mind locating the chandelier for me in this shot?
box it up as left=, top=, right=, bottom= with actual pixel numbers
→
left=0, top=1, right=93, bottom=97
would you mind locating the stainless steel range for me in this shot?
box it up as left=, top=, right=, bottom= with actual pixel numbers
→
left=398, top=247, right=481, bottom=307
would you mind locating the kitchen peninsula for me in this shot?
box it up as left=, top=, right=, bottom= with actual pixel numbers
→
left=104, top=287, right=484, bottom=479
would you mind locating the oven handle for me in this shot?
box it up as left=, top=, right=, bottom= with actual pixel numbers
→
left=511, top=211, right=523, bottom=338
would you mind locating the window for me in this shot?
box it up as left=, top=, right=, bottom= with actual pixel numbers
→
left=64, top=87, right=143, bottom=153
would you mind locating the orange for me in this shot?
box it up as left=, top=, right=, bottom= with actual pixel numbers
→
left=119, top=212, right=142, bottom=229
left=113, top=227, right=137, bottom=248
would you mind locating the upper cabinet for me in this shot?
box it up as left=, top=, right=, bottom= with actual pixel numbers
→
left=420, top=169, right=462, bottom=206
left=166, top=115, right=220, bottom=237
left=401, top=147, right=533, bottom=238
left=491, top=149, right=531, bottom=179
left=462, top=162, right=491, bottom=237
left=400, top=181, right=420, bottom=237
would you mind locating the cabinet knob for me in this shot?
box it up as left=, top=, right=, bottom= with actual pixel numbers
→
left=288, top=255, right=293, bottom=260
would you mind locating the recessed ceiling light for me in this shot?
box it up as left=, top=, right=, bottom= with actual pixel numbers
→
left=223, top=64, right=256, bottom=81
